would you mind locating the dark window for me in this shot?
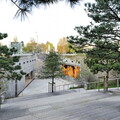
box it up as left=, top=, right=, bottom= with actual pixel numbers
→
left=64, top=65, right=67, bottom=68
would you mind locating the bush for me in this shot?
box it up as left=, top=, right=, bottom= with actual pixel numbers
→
left=87, top=82, right=97, bottom=90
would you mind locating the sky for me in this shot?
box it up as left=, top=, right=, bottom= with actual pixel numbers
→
left=0, top=0, right=93, bottom=49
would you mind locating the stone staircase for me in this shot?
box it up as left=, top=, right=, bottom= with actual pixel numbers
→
left=1, top=90, right=120, bottom=120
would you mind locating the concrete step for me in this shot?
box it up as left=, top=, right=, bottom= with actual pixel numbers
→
left=5, top=90, right=108, bottom=106
left=6, top=90, right=79, bottom=104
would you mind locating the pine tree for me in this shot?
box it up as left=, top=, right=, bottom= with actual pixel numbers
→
left=84, top=41, right=120, bottom=91
left=0, top=33, right=25, bottom=96
left=42, top=51, right=64, bottom=92
left=68, top=0, right=120, bottom=92
left=10, top=0, right=81, bottom=20
left=0, top=33, right=8, bottom=40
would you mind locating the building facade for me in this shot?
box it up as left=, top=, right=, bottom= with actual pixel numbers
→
left=10, top=41, right=24, bottom=53
left=6, top=54, right=36, bottom=98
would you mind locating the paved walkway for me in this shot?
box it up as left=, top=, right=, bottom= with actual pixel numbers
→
left=1, top=79, right=120, bottom=120
left=20, top=78, right=72, bottom=96
left=1, top=90, right=120, bottom=120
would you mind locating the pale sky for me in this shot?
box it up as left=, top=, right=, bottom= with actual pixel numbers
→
left=0, top=0, right=93, bottom=49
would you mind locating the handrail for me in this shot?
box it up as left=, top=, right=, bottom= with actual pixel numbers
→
left=0, top=91, right=6, bottom=96
left=55, top=77, right=120, bottom=92
left=55, top=82, right=80, bottom=87
left=18, top=78, right=35, bottom=96
left=0, top=91, right=6, bottom=110
left=55, top=82, right=82, bottom=91
left=108, top=78, right=120, bottom=81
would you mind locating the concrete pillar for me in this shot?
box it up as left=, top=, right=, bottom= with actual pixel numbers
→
left=48, top=82, right=56, bottom=92
left=84, top=84, right=88, bottom=90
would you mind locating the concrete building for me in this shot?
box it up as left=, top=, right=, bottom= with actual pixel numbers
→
left=10, top=41, right=24, bottom=53
left=6, top=54, right=36, bottom=98
left=63, top=57, right=81, bottom=75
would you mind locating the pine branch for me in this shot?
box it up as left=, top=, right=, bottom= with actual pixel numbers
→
left=105, top=0, right=120, bottom=22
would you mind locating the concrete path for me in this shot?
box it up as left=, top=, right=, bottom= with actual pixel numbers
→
left=1, top=89, right=120, bottom=120
left=20, top=78, right=72, bottom=96
left=1, top=78, right=120, bottom=120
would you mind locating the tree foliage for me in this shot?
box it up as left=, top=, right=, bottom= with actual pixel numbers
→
left=57, top=37, right=69, bottom=54
left=84, top=41, right=120, bottom=73
left=46, top=41, right=55, bottom=53
left=10, top=0, right=81, bottom=20
left=22, top=39, right=37, bottom=53
left=42, top=51, right=64, bottom=92
left=37, top=43, right=46, bottom=53
left=57, top=37, right=75, bottom=54
left=0, top=45, right=25, bottom=94
left=13, top=36, right=18, bottom=42
left=68, top=0, right=120, bottom=91
left=22, top=40, right=55, bottom=53
left=0, top=33, right=8, bottom=40
left=0, top=33, right=25, bottom=95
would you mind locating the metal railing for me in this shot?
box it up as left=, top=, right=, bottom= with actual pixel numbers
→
left=55, top=78, right=120, bottom=92
left=0, top=91, right=6, bottom=110
left=55, top=82, right=83, bottom=91
left=96, top=78, right=120, bottom=91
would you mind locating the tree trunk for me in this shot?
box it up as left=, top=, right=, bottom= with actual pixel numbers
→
left=104, top=71, right=109, bottom=92
left=52, top=76, right=54, bottom=93
left=15, top=79, right=18, bottom=97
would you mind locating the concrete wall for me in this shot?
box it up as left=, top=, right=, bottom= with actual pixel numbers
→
left=6, top=76, right=25, bottom=98
left=6, top=54, right=36, bottom=98
left=17, top=54, right=36, bottom=74
left=62, top=54, right=96, bottom=82
left=62, top=54, right=119, bottom=83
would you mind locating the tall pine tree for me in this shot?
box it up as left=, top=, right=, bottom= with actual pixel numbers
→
left=0, top=33, right=25, bottom=96
left=42, top=51, right=64, bottom=92
left=68, top=0, right=120, bottom=92
left=9, top=0, right=81, bottom=20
